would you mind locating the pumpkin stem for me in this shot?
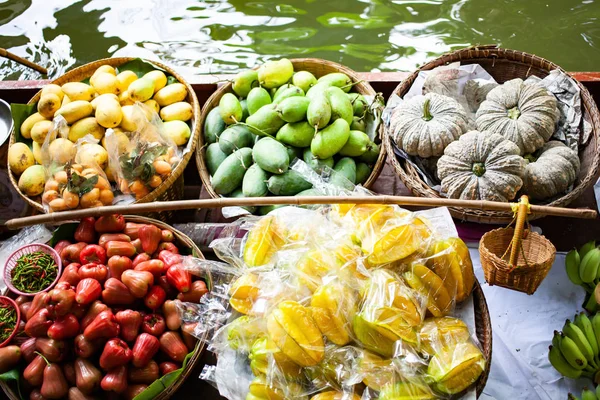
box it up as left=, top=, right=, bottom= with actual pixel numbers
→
left=524, top=154, right=537, bottom=163
left=422, top=98, right=433, bottom=121
left=507, top=106, right=521, bottom=120
left=472, top=162, right=486, bottom=177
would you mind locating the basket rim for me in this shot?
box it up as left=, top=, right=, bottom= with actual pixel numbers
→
left=382, top=45, right=600, bottom=224
left=3, top=243, right=62, bottom=296
left=480, top=227, right=557, bottom=270
left=7, top=56, right=201, bottom=213
left=195, top=57, right=387, bottom=199
left=0, top=296, right=21, bottom=348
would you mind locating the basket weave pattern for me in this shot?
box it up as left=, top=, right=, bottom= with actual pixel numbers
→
left=196, top=58, right=387, bottom=198
left=7, top=57, right=201, bottom=221
left=383, top=45, right=600, bottom=224
left=3, top=243, right=62, bottom=296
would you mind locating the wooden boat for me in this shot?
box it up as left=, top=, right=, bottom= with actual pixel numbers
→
left=0, top=72, right=598, bottom=398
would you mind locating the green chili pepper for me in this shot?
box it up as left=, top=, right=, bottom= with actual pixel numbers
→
left=0, top=304, right=17, bottom=342
left=11, top=251, right=58, bottom=293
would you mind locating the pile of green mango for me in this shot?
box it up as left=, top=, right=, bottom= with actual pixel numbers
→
left=203, top=58, right=381, bottom=214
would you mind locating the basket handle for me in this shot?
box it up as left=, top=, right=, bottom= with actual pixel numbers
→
left=508, top=195, right=531, bottom=268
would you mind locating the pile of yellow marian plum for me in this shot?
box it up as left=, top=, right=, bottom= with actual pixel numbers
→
left=214, top=204, right=486, bottom=399
left=8, top=62, right=194, bottom=210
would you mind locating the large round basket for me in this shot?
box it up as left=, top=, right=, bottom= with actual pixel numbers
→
left=7, top=57, right=201, bottom=221
left=383, top=45, right=600, bottom=224
left=0, top=215, right=211, bottom=400
left=196, top=58, right=386, bottom=198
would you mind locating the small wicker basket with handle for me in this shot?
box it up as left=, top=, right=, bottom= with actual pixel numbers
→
left=479, top=195, right=557, bottom=294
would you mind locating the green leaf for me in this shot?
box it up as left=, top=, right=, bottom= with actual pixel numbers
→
left=117, top=58, right=167, bottom=78
left=133, top=351, right=195, bottom=400
left=10, top=103, right=36, bottom=147
left=49, top=223, right=78, bottom=246
left=167, top=76, right=178, bottom=85
left=0, top=368, right=24, bottom=400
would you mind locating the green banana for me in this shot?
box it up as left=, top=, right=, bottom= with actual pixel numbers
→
left=580, top=241, right=597, bottom=260
left=575, top=312, right=599, bottom=363
left=548, top=345, right=583, bottom=379
left=559, top=332, right=588, bottom=370
left=581, top=388, right=597, bottom=400
left=579, top=248, right=600, bottom=284
left=566, top=249, right=583, bottom=285
left=563, top=319, right=596, bottom=366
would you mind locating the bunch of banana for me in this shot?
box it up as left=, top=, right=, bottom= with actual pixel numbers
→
left=568, top=386, right=600, bottom=400
left=565, top=241, right=600, bottom=312
left=548, top=312, right=600, bottom=381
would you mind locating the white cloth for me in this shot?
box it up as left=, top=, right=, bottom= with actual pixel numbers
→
left=469, top=248, right=589, bottom=400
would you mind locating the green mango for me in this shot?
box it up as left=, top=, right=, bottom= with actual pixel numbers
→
left=204, top=106, right=226, bottom=144
left=303, top=148, right=334, bottom=172
left=267, top=170, right=312, bottom=195
left=206, top=142, right=228, bottom=176
left=258, top=205, right=286, bottom=215
left=232, top=70, right=258, bottom=98
left=317, top=72, right=352, bottom=92
left=356, top=162, right=372, bottom=185
left=292, top=71, right=317, bottom=93
left=242, top=164, right=270, bottom=198
left=272, top=86, right=304, bottom=105
left=258, top=58, right=294, bottom=89
left=310, top=119, right=350, bottom=159
left=350, top=116, right=366, bottom=132
left=212, top=148, right=253, bottom=195
left=247, top=87, right=272, bottom=115
left=307, top=93, right=331, bottom=129
left=285, top=145, right=303, bottom=163
left=305, top=82, right=330, bottom=100
left=218, top=125, right=254, bottom=155
left=276, top=121, right=315, bottom=147
left=240, top=99, right=249, bottom=121
left=331, top=157, right=356, bottom=188
left=229, top=188, right=256, bottom=213
left=358, top=142, right=381, bottom=165
left=275, top=97, right=310, bottom=123
left=296, top=188, right=324, bottom=196
left=339, top=130, right=370, bottom=157
left=245, top=104, right=286, bottom=136
left=348, top=92, right=368, bottom=117
left=252, top=137, right=289, bottom=174
left=219, top=93, right=243, bottom=125
left=326, top=86, right=353, bottom=124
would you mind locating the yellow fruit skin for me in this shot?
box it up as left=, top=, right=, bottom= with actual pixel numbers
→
left=41, top=84, right=64, bottom=101
left=163, top=120, right=191, bottom=146
left=160, top=102, right=193, bottom=122
left=91, top=93, right=119, bottom=110
left=144, top=99, right=160, bottom=113
left=120, top=105, right=145, bottom=132
left=69, top=117, right=106, bottom=142
left=32, top=142, right=43, bottom=165
left=357, top=351, right=395, bottom=391
left=77, top=143, right=108, bottom=169
left=48, top=138, right=75, bottom=165
left=61, top=82, right=95, bottom=101
left=310, top=391, right=361, bottom=400
left=30, top=120, right=54, bottom=144
left=426, top=237, right=475, bottom=303
left=352, top=314, right=397, bottom=358
left=20, top=113, right=47, bottom=139
left=243, top=216, right=286, bottom=267
left=18, top=165, right=45, bottom=196
left=143, top=70, right=168, bottom=93
left=310, top=282, right=356, bottom=346
left=128, top=78, right=155, bottom=102
left=55, top=100, right=93, bottom=124
left=419, top=317, right=471, bottom=356
left=116, top=70, right=138, bottom=93
left=267, top=301, right=324, bottom=367
left=247, top=375, right=305, bottom=400
left=95, top=99, right=123, bottom=128
left=153, top=83, right=187, bottom=106
left=8, top=143, right=35, bottom=175
left=91, top=72, right=119, bottom=95
left=229, top=273, right=260, bottom=315
left=249, top=337, right=302, bottom=379
left=95, top=65, right=116, bottom=76
left=404, top=264, right=453, bottom=317
left=427, top=342, right=485, bottom=395
left=378, top=382, right=437, bottom=400
left=227, top=316, right=266, bottom=352
left=296, top=250, right=339, bottom=292
left=37, top=94, right=61, bottom=118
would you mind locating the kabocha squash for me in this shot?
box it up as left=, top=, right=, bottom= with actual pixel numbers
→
left=390, top=93, right=469, bottom=158
left=522, top=141, right=580, bottom=200
left=475, top=78, right=559, bottom=155
left=437, top=131, right=526, bottom=201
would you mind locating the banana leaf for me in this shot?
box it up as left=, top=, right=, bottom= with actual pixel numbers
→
left=117, top=58, right=170, bottom=79
left=10, top=103, right=36, bottom=146
left=0, top=369, right=23, bottom=400
left=49, top=222, right=78, bottom=246
left=133, top=351, right=196, bottom=400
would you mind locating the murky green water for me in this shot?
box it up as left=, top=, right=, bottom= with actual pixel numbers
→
left=1, top=0, right=599, bottom=80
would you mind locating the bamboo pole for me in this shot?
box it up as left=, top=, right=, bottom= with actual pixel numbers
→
left=4, top=195, right=597, bottom=230
left=0, top=48, right=47, bottom=75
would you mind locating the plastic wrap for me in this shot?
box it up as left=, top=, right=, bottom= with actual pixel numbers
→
left=183, top=204, right=483, bottom=399
left=41, top=117, right=113, bottom=211
left=105, top=102, right=181, bottom=201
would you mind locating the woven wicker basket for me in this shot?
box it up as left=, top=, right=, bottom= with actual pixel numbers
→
left=383, top=45, right=600, bottom=224
left=473, top=280, right=492, bottom=397
left=0, top=215, right=210, bottom=400
left=7, top=57, right=201, bottom=221
left=479, top=196, right=556, bottom=294
left=196, top=58, right=386, bottom=198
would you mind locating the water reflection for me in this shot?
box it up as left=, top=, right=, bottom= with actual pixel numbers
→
left=0, top=0, right=599, bottom=80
